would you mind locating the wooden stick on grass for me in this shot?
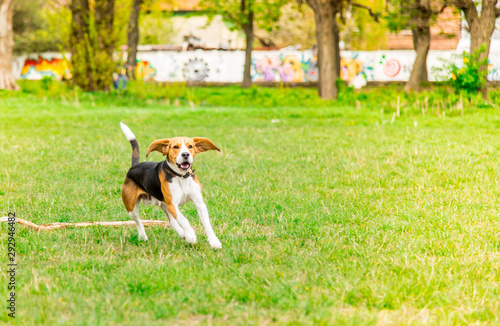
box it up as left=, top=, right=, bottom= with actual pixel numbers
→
left=0, top=216, right=169, bottom=231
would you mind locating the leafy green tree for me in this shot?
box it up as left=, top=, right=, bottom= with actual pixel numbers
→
left=306, top=0, right=341, bottom=99
left=305, top=0, right=379, bottom=99
left=70, top=0, right=117, bottom=91
left=125, top=0, right=174, bottom=78
left=138, top=8, right=174, bottom=45
left=385, top=0, right=448, bottom=92
left=126, top=0, right=141, bottom=78
left=255, top=1, right=384, bottom=51
left=200, top=0, right=287, bottom=88
left=337, top=1, right=384, bottom=51
left=254, top=3, right=316, bottom=48
left=451, top=0, right=500, bottom=99
left=12, top=0, right=73, bottom=55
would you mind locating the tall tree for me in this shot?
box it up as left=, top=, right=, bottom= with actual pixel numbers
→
left=70, top=0, right=117, bottom=91
left=95, top=0, right=116, bottom=88
left=127, top=0, right=142, bottom=78
left=70, top=0, right=93, bottom=90
left=306, top=0, right=378, bottom=99
left=240, top=0, right=254, bottom=88
left=305, top=0, right=343, bottom=99
left=452, top=0, right=500, bottom=99
left=0, top=0, right=18, bottom=90
left=386, top=0, right=446, bottom=91
left=200, top=0, right=286, bottom=88
left=409, top=5, right=431, bottom=87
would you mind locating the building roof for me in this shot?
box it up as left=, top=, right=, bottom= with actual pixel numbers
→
left=157, top=0, right=201, bottom=12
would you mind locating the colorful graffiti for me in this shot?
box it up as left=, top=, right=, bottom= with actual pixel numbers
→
left=252, top=52, right=369, bottom=87
left=135, top=60, right=156, bottom=81
left=21, top=57, right=72, bottom=81
left=283, top=55, right=304, bottom=82
left=253, top=55, right=306, bottom=82
left=20, top=56, right=157, bottom=82
left=340, top=57, right=363, bottom=82
left=382, top=58, right=401, bottom=77
left=341, top=55, right=369, bottom=88
left=15, top=50, right=500, bottom=84
left=303, top=55, right=318, bottom=81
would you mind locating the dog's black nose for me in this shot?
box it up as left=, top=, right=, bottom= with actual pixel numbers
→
left=181, top=152, right=190, bottom=159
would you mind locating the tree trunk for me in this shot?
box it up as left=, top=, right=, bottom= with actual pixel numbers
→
left=127, top=0, right=141, bottom=79
left=405, top=25, right=430, bottom=91
left=94, top=0, right=116, bottom=91
left=460, top=0, right=498, bottom=99
left=70, top=0, right=94, bottom=91
left=0, top=0, right=18, bottom=90
left=242, top=10, right=253, bottom=88
left=308, top=0, right=339, bottom=99
left=333, top=19, right=341, bottom=83
left=70, top=0, right=116, bottom=91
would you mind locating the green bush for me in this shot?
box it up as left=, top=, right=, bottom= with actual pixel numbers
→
left=446, top=45, right=488, bottom=96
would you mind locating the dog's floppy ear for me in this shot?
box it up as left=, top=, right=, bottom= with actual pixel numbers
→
left=146, top=139, right=170, bottom=157
left=193, top=137, right=220, bottom=153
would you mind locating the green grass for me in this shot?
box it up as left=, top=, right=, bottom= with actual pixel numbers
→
left=2, top=87, right=500, bottom=325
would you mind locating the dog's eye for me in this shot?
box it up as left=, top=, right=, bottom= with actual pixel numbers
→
left=173, top=145, right=179, bottom=149
left=188, top=145, right=193, bottom=148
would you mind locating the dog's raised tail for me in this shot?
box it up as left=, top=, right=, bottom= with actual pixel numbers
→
left=120, top=122, right=140, bottom=166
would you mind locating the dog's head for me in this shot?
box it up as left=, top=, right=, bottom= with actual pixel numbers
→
left=146, top=137, right=220, bottom=173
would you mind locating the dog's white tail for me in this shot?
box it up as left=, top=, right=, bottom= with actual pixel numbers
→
left=120, top=122, right=140, bottom=166
left=120, top=122, right=136, bottom=141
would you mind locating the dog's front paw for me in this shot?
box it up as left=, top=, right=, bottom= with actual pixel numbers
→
left=184, top=231, right=197, bottom=245
left=138, top=233, right=149, bottom=241
left=208, top=237, right=222, bottom=249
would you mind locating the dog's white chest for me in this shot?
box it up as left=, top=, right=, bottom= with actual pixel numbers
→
left=169, top=177, right=201, bottom=206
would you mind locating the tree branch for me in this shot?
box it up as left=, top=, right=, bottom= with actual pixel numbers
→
left=449, top=0, right=471, bottom=10
left=438, top=4, right=448, bottom=13
left=351, top=2, right=380, bottom=22
left=255, top=34, right=276, bottom=47
left=495, top=7, right=500, bottom=18
left=218, top=8, right=243, bottom=28
left=208, top=9, right=243, bottom=27
left=305, top=0, right=317, bottom=13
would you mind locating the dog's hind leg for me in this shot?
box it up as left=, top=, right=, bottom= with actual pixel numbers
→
left=122, top=178, right=148, bottom=241
left=129, top=201, right=148, bottom=241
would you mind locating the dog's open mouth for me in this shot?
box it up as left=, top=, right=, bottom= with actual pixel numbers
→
left=177, top=162, right=191, bottom=171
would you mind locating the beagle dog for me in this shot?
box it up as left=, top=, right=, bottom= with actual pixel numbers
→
left=120, top=122, right=222, bottom=249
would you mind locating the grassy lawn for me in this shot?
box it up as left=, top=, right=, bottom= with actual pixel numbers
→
left=1, top=87, right=500, bottom=325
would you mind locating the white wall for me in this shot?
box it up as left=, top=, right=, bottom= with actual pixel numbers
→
left=14, top=49, right=500, bottom=86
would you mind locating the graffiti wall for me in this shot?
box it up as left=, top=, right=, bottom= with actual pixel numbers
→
left=131, top=49, right=500, bottom=85
left=14, top=49, right=500, bottom=86
left=16, top=53, right=72, bottom=81
left=252, top=52, right=313, bottom=82
left=134, top=50, right=244, bottom=83
left=135, top=60, right=157, bottom=81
